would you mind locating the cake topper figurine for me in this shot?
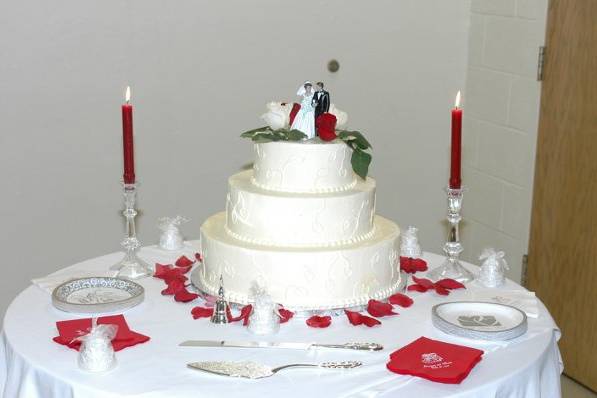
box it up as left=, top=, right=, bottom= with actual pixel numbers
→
left=210, top=276, right=229, bottom=324
left=400, top=226, right=422, bottom=258
left=247, top=283, right=280, bottom=335
left=290, top=81, right=317, bottom=139
left=312, top=82, right=330, bottom=122
left=477, top=248, right=509, bottom=287
left=158, top=216, right=188, bottom=251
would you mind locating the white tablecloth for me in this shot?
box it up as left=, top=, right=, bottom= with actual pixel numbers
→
left=1, top=244, right=562, bottom=398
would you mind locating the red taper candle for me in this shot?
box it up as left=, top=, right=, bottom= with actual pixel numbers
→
left=449, top=91, right=462, bottom=189
left=122, top=86, right=135, bottom=184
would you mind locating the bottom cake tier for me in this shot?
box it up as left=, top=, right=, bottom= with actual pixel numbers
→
left=192, top=212, right=402, bottom=310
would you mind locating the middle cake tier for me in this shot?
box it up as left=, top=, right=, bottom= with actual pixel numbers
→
left=225, top=170, right=376, bottom=247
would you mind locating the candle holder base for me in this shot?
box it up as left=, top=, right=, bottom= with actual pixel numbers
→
left=111, top=182, right=151, bottom=280
left=427, top=258, right=474, bottom=283
left=111, top=253, right=152, bottom=280
left=429, top=185, right=474, bottom=284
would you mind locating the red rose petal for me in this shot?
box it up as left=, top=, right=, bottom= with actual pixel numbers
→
left=191, top=306, right=214, bottom=319
left=400, top=257, right=428, bottom=274
left=407, top=284, right=429, bottom=293
left=362, top=315, right=382, bottom=327
left=306, top=315, right=332, bottom=328
left=155, top=263, right=190, bottom=283
left=195, top=253, right=203, bottom=263
left=278, top=308, right=294, bottom=323
left=345, top=310, right=381, bottom=327
left=366, top=299, right=398, bottom=317
left=161, top=278, right=186, bottom=295
left=345, top=310, right=364, bottom=326
left=388, top=293, right=414, bottom=308
left=227, top=304, right=253, bottom=324
left=174, top=287, right=199, bottom=302
left=154, top=263, right=174, bottom=279
left=411, top=258, right=428, bottom=272
left=434, top=285, right=450, bottom=296
left=175, top=255, right=195, bottom=268
left=412, top=276, right=435, bottom=289
left=163, top=272, right=188, bottom=285
left=399, top=257, right=412, bottom=273
left=436, top=278, right=466, bottom=290
left=178, top=265, right=193, bottom=275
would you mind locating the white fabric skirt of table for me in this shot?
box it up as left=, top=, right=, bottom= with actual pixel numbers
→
left=1, top=243, right=563, bottom=397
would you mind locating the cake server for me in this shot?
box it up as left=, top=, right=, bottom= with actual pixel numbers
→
left=179, top=340, right=383, bottom=351
left=187, top=360, right=362, bottom=379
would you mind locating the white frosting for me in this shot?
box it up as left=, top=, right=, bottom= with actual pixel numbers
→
left=225, top=170, right=376, bottom=247
left=252, top=140, right=356, bottom=193
left=194, top=212, right=401, bottom=310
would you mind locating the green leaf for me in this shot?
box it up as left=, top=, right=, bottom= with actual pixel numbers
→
left=285, top=129, right=308, bottom=141
left=241, top=126, right=271, bottom=138
left=351, top=148, right=372, bottom=179
left=338, top=130, right=372, bottom=150
left=251, top=132, right=275, bottom=143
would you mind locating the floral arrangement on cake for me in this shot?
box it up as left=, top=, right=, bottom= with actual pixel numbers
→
left=241, top=101, right=372, bottom=179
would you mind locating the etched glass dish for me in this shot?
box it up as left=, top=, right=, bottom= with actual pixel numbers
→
left=52, top=277, right=144, bottom=314
left=432, top=301, right=527, bottom=341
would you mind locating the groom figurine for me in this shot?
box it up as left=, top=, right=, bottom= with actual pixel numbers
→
left=312, top=82, right=330, bottom=121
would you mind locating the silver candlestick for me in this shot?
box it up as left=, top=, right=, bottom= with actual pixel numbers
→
left=111, top=183, right=152, bottom=279
left=428, top=186, right=474, bottom=283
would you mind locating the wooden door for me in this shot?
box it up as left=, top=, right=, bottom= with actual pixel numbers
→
left=527, top=0, right=597, bottom=391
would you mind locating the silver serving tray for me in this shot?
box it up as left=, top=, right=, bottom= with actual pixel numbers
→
left=52, top=277, right=144, bottom=314
left=432, top=301, right=527, bottom=341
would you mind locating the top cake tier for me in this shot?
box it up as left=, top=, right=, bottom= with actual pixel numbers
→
left=252, top=140, right=356, bottom=193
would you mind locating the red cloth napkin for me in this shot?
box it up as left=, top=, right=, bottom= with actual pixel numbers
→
left=53, top=314, right=150, bottom=351
left=387, top=337, right=483, bottom=384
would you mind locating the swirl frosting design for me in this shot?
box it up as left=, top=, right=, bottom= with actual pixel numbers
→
left=252, top=141, right=356, bottom=193
left=226, top=170, right=376, bottom=247
left=194, top=139, right=402, bottom=310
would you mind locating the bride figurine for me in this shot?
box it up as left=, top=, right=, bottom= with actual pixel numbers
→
left=290, top=81, right=316, bottom=139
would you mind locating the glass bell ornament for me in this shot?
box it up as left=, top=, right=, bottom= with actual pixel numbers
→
left=77, top=319, right=118, bottom=372
left=158, top=216, right=188, bottom=251
left=477, top=248, right=509, bottom=288
left=400, top=226, right=422, bottom=258
left=247, top=284, right=279, bottom=335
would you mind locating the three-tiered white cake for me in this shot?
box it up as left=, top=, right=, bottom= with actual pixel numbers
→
left=192, top=139, right=402, bottom=310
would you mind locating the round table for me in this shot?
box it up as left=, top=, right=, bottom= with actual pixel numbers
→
left=1, top=244, right=562, bottom=397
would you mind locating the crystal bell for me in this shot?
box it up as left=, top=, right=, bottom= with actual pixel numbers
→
left=247, top=284, right=279, bottom=335
left=210, top=276, right=229, bottom=324
left=400, top=226, right=422, bottom=258
left=158, top=216, right=188, bottom=251
left=477, top=248, right=509, bottom=288
left=77, top=318, right=118, bottom=372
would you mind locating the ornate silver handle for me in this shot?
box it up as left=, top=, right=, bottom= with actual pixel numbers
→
left=320, top=361, right=363, bottom=369
left=312, top=342, right=383, bottom=351
left=272, top=361, right=362, bottom=374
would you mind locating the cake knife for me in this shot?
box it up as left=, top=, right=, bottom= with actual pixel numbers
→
left=179, top=340, right=383, bottom=351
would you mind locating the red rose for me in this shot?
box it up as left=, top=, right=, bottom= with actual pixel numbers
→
left=315, top=113, right=338, bottom=141
left=289, top=103, right=301, bottom=126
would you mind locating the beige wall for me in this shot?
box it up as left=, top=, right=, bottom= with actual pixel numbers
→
left=460, top=0, right=548, bottom=282
left=0, top=0, right=473, bottom=318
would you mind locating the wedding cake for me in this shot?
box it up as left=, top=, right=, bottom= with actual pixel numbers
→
left=192, top=89, right=402, bottom=310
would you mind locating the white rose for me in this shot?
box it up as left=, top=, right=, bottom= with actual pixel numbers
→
left=329, top=103, right=348, bottom=128
left=261, top=102, right=292, bottom=130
